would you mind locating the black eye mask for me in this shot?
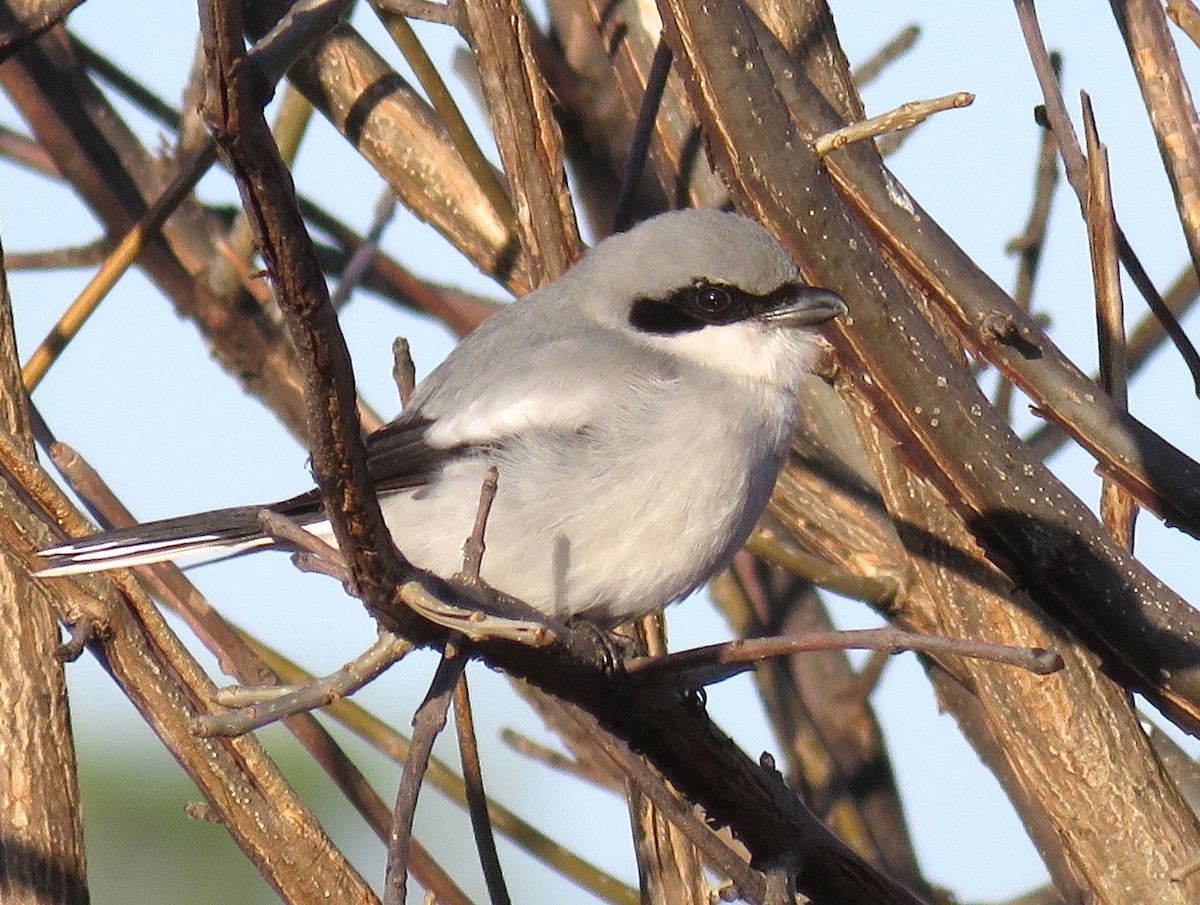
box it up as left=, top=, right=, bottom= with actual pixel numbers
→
left=629, top=280, right=805, bottom=335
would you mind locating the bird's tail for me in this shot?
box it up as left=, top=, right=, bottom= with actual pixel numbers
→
left=36, top=502, right=317, bottom=576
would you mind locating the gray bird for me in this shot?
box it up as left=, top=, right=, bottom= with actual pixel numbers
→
left=38, top=209, right=846, bottom=625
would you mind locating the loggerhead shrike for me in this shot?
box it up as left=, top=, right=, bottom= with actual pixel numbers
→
left=39, top=209, right=846, bottom=625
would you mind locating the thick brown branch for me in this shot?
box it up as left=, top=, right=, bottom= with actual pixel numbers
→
left=720, top=7, right=1200, bottom=728
left=1111, top=0, right=1200, bottom=309
left=0, top=0, right=82, bottom=62
left=460, top=0, right=580, bottom=281
left=1, top=440, right=376, bottom=903
left=652, top=2, right=1200, bottom=901
left=200, top=0, right=414, bottom=620
left=0, top=215, right=88, bottom=905
left=240, top=0, right=534, bottom=292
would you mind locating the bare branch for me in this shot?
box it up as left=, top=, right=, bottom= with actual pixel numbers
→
left=1168, top=0, right=1200, bottom=48
left=454, top=674, right=512, bottom=905
left=611, top=37, right=673, bottom=233
left=195, top=630, right=413, bottom=737
left=1082, top=93, right=1138, bottom=549
left=21, top=141, right=218, bottom=391
left=1013, top=0, right=1200, bottom=395
left=1111, top=0, right=1200, bottom=317
left=384, top=646, right=467, bottom=905
left=459, top=0, right=580, bottom=279
left=626, top=627, right=1062, bottom=689
left=328, top=186, right=399, bottom=309
left=0, top=0, right=83, bottom=62
left=458, top=466, right=499, bottom=581
left=998, top=53, right=1061, bottom=417
left=393, top=337, right=416, bottom=408
left=373, top=5, right=516, bottom=230
left=851, top=23, right=921, bottom=87
left=813, top=91, right=973, bottom=156
left=371, top=0, right=458, bottom=27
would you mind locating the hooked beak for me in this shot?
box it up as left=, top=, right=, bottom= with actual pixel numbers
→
left=763, top=286, right=848, bottom=327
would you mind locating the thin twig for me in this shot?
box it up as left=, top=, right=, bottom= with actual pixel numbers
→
left=1082, top=94, right=1137, bottom=550
left=373, top=5, right=516, bottom=229
left=384, top=645, right=468, bottom=905
left=611, top=36, right=673, bottom=234
left=195, top=630, right=413, bottom=736
left=459, top=466, right=499, bottom=581
left=254, top=509, right=354, bottom=582
left=1168, top=0, right=1200, bottom=49
left=372, top=0, right=458, bottom=27
left=498, top=728, right=609, bottom=785
left=839, top=648, right=892, bottom=705
left=998, top=53, right=1061, bottom=417
left=626, top=628, right=1063, bottom=689
left=1111, top=0, right=1200, bottom=337
left=454, top=674, right=512, bottom=905
left=1005, top=56, right=1063, bottom=301
left=5, top=239, right=112, bottom=272
left=406, top=466, right=556, bottom=644
left=393, top=337, right=416, bottom=408
left=0, top=124, right=58, bottom=176
left=257, top=509, right=341, bottom=562
left=1013, top=0, right=1200, bottom=396
left=1025, top=259, right=1200, bottom=457
left=21, top=140, right=219, bottom=391
left=0, top=0, right=85, bottom=63
left=70, top=35, right=181, bottom=128
left=303, top=198, right=502, bottom=336
left=851, top=24, right=921, bottom=87
left=813, top=92, right=973, bottom=157
left=1084, top=97, right=1127, bottom=405
left=307, top=211, right=504, bottom=336
left=329, top=186, right=399, bottom=308
left=745, top=525, right=900, bottom=607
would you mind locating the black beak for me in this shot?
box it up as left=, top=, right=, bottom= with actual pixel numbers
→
left=763, top=286, right=848, bottom=327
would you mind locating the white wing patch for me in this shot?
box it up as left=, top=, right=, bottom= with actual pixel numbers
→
left=424, top=391, right=601, bottom=447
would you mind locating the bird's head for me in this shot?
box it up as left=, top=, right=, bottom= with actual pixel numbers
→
left=574, top=209, right=847, bottom=387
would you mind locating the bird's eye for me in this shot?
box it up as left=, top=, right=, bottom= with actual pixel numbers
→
left=694, top=283, right=732, bottom=314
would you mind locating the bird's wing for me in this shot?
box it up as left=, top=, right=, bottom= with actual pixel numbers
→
left=364, top=415, right=465, bottom=493
left=370, top=315, right=647, bottom=478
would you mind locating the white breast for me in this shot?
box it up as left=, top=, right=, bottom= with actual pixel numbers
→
left=379, top=371, right=798, bottom=624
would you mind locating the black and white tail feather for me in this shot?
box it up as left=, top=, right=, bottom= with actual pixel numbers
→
left=37, top=413, right=442, bottom=576
left=36, top=496, right=329, bottom=576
